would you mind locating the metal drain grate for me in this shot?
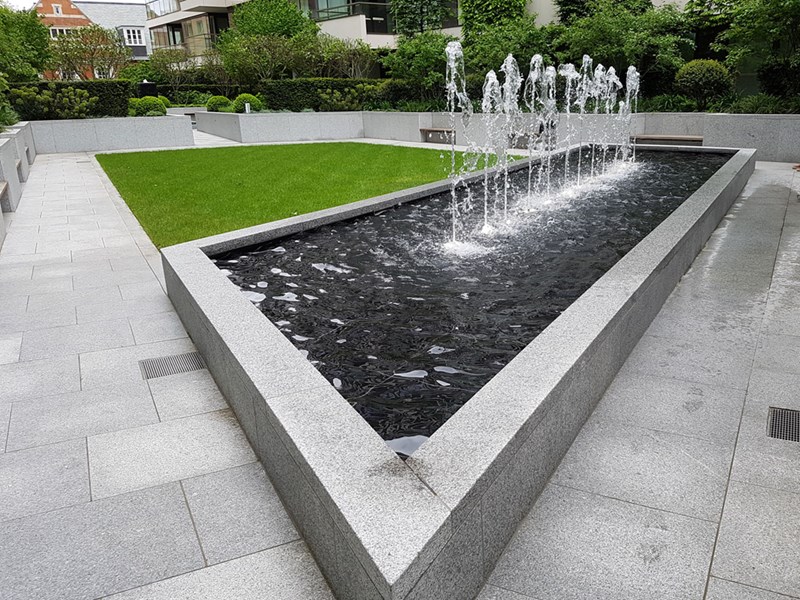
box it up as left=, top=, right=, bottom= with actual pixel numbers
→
left=139, top=352, right=206, bottom=380
left=767, top=407, right=800, bottom=442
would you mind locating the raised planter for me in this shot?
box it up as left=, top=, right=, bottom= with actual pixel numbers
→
left=159, top=145, right=755, bottom=599
left=195, top=111, right=364, bottom=143
left=0, top=126, right=30, bottom=182
left=0, top=138, right=22, bottom=212
left=29, top=115, right=194, bottom=154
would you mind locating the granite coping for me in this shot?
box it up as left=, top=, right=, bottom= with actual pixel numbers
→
left=161, top=145, right=755, bottom=599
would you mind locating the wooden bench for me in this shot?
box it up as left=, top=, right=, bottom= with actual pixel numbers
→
left=420, top=127, right=454, bottom=144
left=631, top=134, right=703, bottom=147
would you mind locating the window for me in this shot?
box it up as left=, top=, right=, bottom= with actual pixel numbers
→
left=50, top=27, right=71, bottom=39
left=124, top=28, right=144, bottom=46
left=53, top=4, right=62, bottom=14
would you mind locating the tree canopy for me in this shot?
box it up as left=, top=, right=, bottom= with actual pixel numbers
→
left=0, top=4, right=50, bottom=81
left=389, top=0, right=452, bottom=37
left=229, top=0, right=318, bottom=37
left=49, top=25, right=132, bottom=80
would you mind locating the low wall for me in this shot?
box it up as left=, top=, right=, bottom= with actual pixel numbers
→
left=2, top=122, right=36, bottom=165
left=0, top=127, right=30, bottom=182
left=0, top=138, right=22, bottom=212
left=160, top=146, right=755, bottom=600
left=642, top=112, right=799, bottom=162
left=362, top=112, right=434, bottom=142
left=195, top=111, right=364, bottom=143
left=30, top=116, right=194, bottom=154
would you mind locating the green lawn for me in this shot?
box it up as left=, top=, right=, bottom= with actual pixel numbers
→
left=97, top=142, right=462, bottom=248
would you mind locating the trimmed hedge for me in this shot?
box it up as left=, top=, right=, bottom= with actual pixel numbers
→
left=257, top=78, right=420, bottom=111
left=6, top=80, right=134, bottom=118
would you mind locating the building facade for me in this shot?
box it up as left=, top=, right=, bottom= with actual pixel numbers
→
left=36, top=0, right=150, bottom=65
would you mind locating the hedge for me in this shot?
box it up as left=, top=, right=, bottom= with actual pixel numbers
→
left=6, top=80, right=134, bottom=118
left=256, top=78, right=422, bottom=111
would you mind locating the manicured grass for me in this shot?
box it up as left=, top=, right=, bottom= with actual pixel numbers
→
left=97, top=142, right=462, bottom=248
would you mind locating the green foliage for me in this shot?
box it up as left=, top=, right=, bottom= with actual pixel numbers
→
left=230, top=0, right=317, bottom=37
left=128, top=97, right=140, bottom=116
left=381, top=32, right=454, bottom=99
left=49, top=24, right=131, bottom=80
left=206, top=95, right=233, bottom=112
left=461, top=0, right=526, bottom=42
left=674, top=59, right=732, bottom=109
left=158, top=95, right=171, bottom=108
left=555, top=0, right=693, bottom=96
left=464, top=16, right=554, bottom=74
left=7, top=80, right=131, bottom=118
left=638, top=94, right=698, bottom=112
left=318, top=35, right=377, bottom=79
left=117, top=61, right=164, bottom=84
left=555, top=0, right=650, bottom=23
left=173, top=90, right=213, bottom=106
left=148, top=47, right=193, bottom=96
left=723, top=93, right=800, bottom=114
left=0, top=73, right=18, bottom=127
left=257, top=78, right=401, bottom=111
left=757, top=57, right=800, bottom=97
left=217, top=32, right=294, bottom=84
left=716, top=0, right=800, bottom=69
left=232, top=93, right=263, bottom=112
left=0, top=6, right=50, bottom=82
left=9, top=84, right=96, bottom=120
left=390, top=0, right=452, bottom=37
left=135, top=96, right=166, bottom=116
left=317, top=83, right=379, bottom=111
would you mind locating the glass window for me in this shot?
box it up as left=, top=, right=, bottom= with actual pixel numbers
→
left=124, top=28, right=144, bottom=45
left=53, top=4, right=62, bottom=14
left=50, top=27, right=71, bottom=39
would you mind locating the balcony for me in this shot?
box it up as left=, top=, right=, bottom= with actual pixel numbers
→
left=315, top=2, right=393, bottom=34
left=151, top=34, right=216, bottom=56
left=146, top=0, right=181, bottom=18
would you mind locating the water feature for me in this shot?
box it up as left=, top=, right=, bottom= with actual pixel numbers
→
left=214, top=47, right=732, bottom=456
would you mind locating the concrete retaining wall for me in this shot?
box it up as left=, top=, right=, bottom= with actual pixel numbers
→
left=0, top=138, right=22, bottom=212
left=161, top=146, right=755, bottom=600
left=195, top=111, right=364, bottom=143
left=0, top=127, right=30, bottom=182
left=30, top=116, right=194, bottom=154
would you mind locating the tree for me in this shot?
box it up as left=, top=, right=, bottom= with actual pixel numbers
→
left=461, top=0, right=526, bottom=42
left=148, top=47, right=193, bottom=96
left=464, top=15, right=553, bottom=74
left=0, top=4, right=50, bottom=81
left=389, top=0, right=452, bottom=37
left=49, top=25, right=131, bottom=80
left=230, top=0, right=317, bottom=37
left=716, top=0, right=800, bottom=67
left=319, top=35, right=377, bottom=79
left=554, top=0, right=650, bottom=23
left=218, top=33, right=294, bottom=84
left=556, top=0, right=693, bottom=96
left=381, top=31, right=455, bottom=98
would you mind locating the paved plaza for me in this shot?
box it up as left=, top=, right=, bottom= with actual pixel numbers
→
left=0, top=147, right=798, bottom=599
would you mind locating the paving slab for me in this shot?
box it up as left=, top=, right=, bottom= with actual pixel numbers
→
left=488, top=484, right=717, bottom=600
left=105, top=541, right=334, bottom=600
left=19, top=317, right=135, bottom=361
left=88, top=409, right=255, bottom=499
left=713, top=481, right=800, bottom=597
left=148, top=369, right=228, bottom=420
left=182, top=462, right=299, bottom=565
left=0, top=482, right=204, bottom=600
left=0, top=354, right=80, bottom=403
left=129, top=310, right=188, bottom=344
left=0, top=438, right=89, bottom=522
left=706, top=578, right=800, bottom=600
left=5, top=381, right=159, bottom=451
left=551, top=417, right=733, bottom=521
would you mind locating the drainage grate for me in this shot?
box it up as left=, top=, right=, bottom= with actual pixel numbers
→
left=139, top=352, right=206, bottom=380
left=767, top=407, right=800, bottom=442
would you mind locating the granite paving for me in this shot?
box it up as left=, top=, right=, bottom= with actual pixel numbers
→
left=483, top=161, right=800, bottom=600
left=0, top=152, right=333, bottom=599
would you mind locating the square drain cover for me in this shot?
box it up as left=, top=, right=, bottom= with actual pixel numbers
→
left=139, top=352, right=206, bottom=380
left=767, top=407, right=800, bottom=442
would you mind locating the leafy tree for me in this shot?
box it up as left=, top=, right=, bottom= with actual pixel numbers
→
left=218, top=33, right=294, bottom=84
left=556, top=0, right=693, bottom=96
left=716, top=0, right=800, bottom=67
left=198, top=48, right=238, bottom=96
left=319, top=35, right=377, bottom=79
left=0, top=73, right=19, bottom=127
left=381, top=31, right=455, bottom=98
left=230, top=0, right=317, bottom=37
left=674, top=59, right=733, bottom=109
left=147, top=47, right=193, bottom=96
left=461, top=0, right=526, bottom=42
left=464, top=15, right=554, bottom=74
left=554, top=0, right=650, bottom=23
left=0, top=4, right=50, bottom=81
left=117, top=60, right=165, bottom=84
left=389, top=0, right=452, bottom=37
left=49, top=24, right=131, bottom=80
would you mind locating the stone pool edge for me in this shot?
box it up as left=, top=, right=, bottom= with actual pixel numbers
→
left=160, top=146, right=755, bottom=600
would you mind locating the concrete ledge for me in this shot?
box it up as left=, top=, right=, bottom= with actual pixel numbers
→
left=161, top=146, right=755, bottom=599
left=0, top=127, right=31, bottom=182
left=0, top=138, right=22, bottom=212
left=30, top=116, right=194, bottom=154
left=195, top=111, right=364, bottom=143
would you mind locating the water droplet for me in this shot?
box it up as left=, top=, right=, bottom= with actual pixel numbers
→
left=394, top=370, right=428, bottom=379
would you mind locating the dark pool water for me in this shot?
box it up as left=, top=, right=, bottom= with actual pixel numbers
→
left=215, top=149, right=730, bottom=445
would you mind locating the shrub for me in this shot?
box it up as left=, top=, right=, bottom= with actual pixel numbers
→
left=9, top=84, right=96, bottom=120
left=724, top=93, right=800, bottom=114
left=135, top=96, right=166, bottom=116
left=0, top=73, right=18, bottom=128
left=381, top=32, right=454, bottom=99
left=318, top=84, right=379, bottom=111
left=757, top=57, right=800, bottom=98
left=158, top=95, right=171, bottom=108
left=674, top=59, right=733, bottom=110
left=258, top=78, right=390, bottom=111
left=145, top=110, right=165, bottom=117
left=461, top=0, right=526, bottom=42
left=6, top=80, right=133, bottom=118
left=206, top=95, right=232, bottom=112
left=173, top=90, right=213, bottom=106
left=639, top=94, right=698, bottom=112
left=232, top=93, right=263, bottom=113
left=128, top=97, right=140, bottom=116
